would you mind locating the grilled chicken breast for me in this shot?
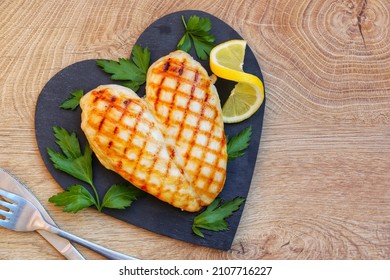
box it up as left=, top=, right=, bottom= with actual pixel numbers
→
left=145, top=51, right=227, bottom=206
left=80, top=51, right=227, bottom=212
left=80, top=84, right=202, bottom=212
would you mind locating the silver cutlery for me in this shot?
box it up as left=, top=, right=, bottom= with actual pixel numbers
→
left=0, top=188, right=138, bottom=260
left=0, top=167, right=84, bottom=259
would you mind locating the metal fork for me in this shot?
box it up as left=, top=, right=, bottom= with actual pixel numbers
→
left=0, top=189, right=137, bottom=260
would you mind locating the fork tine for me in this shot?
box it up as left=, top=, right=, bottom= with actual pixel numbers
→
left=0, top=218, right=11, bottom=229
left=0, top=208, right=12, bottom=219
left=0, top=199, right=16, bottom=210
left=0, top=189, right=17, bottom=202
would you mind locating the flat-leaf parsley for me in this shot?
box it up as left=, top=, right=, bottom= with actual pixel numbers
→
left=47, top=127, right=143, bottom=213
left=96, top=45, right=150, bottom=92
left=192, top=197, right=246, bottom=237
left=60, top=89, right=84, bottom=110
left=177, top=15, right=215, bottom=60
left=226, top=126, right=252, bottom=161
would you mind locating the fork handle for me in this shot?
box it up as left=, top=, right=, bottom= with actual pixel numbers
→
left=46, top=225, right=138, bottom=260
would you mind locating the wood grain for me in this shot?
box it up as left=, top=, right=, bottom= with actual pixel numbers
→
left=0, top=0, right=389, bottom=259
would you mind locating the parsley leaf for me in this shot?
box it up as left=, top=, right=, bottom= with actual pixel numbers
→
left=192, top=197, right=246, bottom=238
left=177, top=33, right=191, bottom=53
left=48, top=185, right=96, bottom=213
left=102, top=183, right=144, bottom=209
left=227, top=126, right=252, bottom=161
left=60, top=89, right=84, bottom=110
left=177, top=15, right=215, bottom=60
left=131, top=44, right=151, bottom=73
left=47, top=127, right=93, bottom=186
left=47, top=127, right=143, bottom=213
left=96, top=58, right=142, bottom=81
left=96, top=44, right=150, bottom=92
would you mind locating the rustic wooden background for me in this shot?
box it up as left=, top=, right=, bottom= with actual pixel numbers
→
left=0, top=0, right=389, bottom=259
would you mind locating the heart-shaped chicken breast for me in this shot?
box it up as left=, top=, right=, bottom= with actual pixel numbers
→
left=80, top=51, right=227, bottom=212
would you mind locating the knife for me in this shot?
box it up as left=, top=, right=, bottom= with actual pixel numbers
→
left=0, top=167, right=85, bottom=260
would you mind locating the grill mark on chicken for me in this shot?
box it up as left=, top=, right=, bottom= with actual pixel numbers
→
left=178, top=63, right=184, bottom=76
left=88, top=90, right=143, bottom=152
left=116, top=160, right=123, bottom=171
left=165, top=60, right=185, bottom=127
left=142, top=130, right=164, bottom=198
left=184, top=104, right=205, bottom=173
left=153, top=58, right=171, bottom=112
left=163, top=60, right=170, bottom=71
left=145, top=51, right=227, bottom=206
left=189, top=89, right=221, bottom=201
left=93, top=132, right=170, bottom=193
left=98, top=114, right=106, bottom=132
left=154, top=81, right=164, bottom=112
left=180, top=70, right=199, bottom=163
left=149, top=145, right=161, bottom=169
left=150, top=60, right=209, bottom=89
left=122, top=99, right=130, bottom=111
left=129, top=108, right=149, bottom=189
left=191, top=71, right=199, bottom=92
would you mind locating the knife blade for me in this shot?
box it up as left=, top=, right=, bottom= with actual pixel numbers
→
left=0, top=167, right=85, bottom=260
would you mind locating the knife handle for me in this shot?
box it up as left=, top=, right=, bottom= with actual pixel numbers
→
left=46, top=224, right=138, bottom=260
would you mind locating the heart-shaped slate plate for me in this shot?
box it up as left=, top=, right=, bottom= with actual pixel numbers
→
left=35, top=10, right=266, bottom=250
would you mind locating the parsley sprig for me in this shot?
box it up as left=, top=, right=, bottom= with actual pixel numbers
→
left=60, top=89, right=84, bottom=110
left=96, top=45, right=150, bottom=92
left=177, top=15, right=215, bottom=60
left=227, top=126, right=252, bottom=161
left=192, top=197, right=246, bottom=237
left=47, top=127, right=143, bottom=213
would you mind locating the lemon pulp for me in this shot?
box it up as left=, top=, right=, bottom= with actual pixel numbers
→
left=222, top=82, right=263, bottom=123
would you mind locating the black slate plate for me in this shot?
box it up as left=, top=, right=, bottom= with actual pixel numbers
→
left=35, top=10, right=266, bottom=250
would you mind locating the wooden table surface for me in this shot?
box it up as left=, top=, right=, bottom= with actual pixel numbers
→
left=1, top=0, right=389, bottom=260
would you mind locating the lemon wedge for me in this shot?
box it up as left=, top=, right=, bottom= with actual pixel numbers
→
left=221, top=82, right=263, bottom=123
left=210, top=40, right=264, bottom=123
